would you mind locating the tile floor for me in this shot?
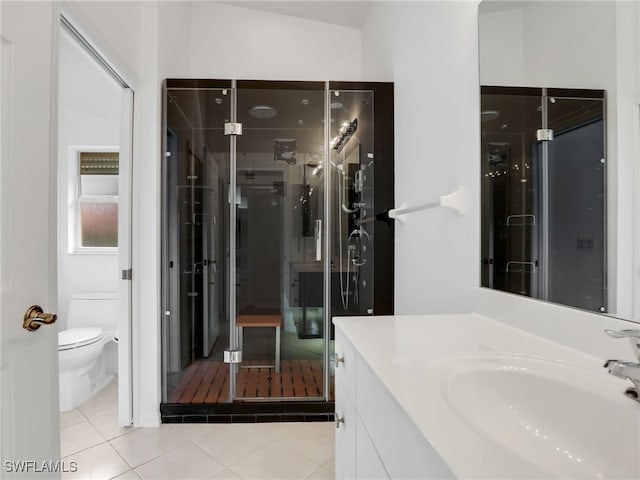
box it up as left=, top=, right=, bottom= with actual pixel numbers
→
left=60, top=379, right=335, bottom=479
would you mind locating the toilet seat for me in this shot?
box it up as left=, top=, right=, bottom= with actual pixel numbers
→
left=58, top=327, right=104, bottom=351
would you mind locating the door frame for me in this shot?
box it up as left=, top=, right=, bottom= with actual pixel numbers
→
left=58, top=7, right=135, bottom=427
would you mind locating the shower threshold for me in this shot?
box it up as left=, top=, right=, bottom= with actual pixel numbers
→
left=161, top=358, right=335, bottom=423
left=160, top=401, right=335, bottom=424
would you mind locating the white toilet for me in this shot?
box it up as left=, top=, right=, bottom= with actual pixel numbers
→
left=58, top=292, right=118, bottom=412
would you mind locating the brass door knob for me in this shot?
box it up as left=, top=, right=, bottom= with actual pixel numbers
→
left=23, top=305, right=57, bottom=332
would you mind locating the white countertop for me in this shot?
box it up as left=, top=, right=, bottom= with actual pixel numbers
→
left=333, top=313, right=640, bottom=479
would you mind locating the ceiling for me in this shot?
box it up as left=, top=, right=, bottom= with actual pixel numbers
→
left=217, top=1, right=373, bottom=28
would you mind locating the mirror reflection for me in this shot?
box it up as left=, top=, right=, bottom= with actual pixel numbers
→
left=479, top=1, right=638, bottom=320
left=481, top=87, right=605, bottom=313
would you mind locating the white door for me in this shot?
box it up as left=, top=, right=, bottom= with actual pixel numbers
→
left=118, top=88, right=133, bottom=427
left=1, top=0, right=61, bottom=475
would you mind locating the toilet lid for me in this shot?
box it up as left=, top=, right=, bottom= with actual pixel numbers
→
left=58, top=327, right=104, bottom=349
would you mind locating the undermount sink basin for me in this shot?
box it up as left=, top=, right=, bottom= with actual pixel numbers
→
left=440, top=354, right=640, bottom=479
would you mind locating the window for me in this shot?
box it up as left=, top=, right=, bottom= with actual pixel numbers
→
left=76, top=151, right=119, bottom=251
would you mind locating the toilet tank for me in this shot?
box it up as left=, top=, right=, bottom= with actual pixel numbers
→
left=67, top=292, right=119, bottom=331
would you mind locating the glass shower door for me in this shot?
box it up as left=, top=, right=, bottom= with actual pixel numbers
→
left=545, top=93, right=605, bottom=311
left=480, top=88, right=541, bottom=297
left=232, top=83, right=327, bottom=400
left=162, top=79, right=393, bottom=410
left=163, top=84, right=232, bottom=404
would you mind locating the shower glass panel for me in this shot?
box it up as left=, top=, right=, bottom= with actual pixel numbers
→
left=481, top=86, right=606, bottom=313
left=545, top=94, right=605, bottom=311
left=163, top=85, right=232, bottom=403
left=329, top=90, right=375, bottom=321
left=481, top=89, right=541, bottom=296
left=233, top=84, right=327, bottom=400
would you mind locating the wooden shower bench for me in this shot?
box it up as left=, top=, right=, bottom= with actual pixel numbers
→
left=236, top=315, right=281, bottom=373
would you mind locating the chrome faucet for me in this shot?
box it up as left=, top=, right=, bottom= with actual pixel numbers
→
left=604, top=329, right=640, bottom=402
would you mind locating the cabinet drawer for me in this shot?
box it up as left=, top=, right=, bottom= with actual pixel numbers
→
left=335, top=380, right=356, bottom=480
left=356, top=357, right=454, bottom=479
left=334, top=328, right=357, bottom=404
left=356, top=416, right=389, bottom=479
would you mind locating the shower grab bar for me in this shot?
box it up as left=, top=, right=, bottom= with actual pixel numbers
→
left=389, top=186, right=467, bottom=222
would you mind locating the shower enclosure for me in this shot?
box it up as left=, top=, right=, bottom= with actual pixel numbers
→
left=161, top=80, right=393, bottom=420
left=480, top=86, right=606, bottom=313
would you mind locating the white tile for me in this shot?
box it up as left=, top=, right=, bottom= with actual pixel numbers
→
left=110, top=426, right=186, bottom=468
left=169, top=423, right=224, bottom=444
left=305, top=466, right=335, bottom=480
left=62, top=442, right=130, bottom=480
left=248, top=422, right=298, bottom=440
left=230, top=442, right=320, bottom=479
left=79, top=380, right=118, bottom=419
left=60, top=409, right=87, bottom=429
left=135, top=443, right=226, bottom=479
left=89, top=408, right=138, bottom=441
left=112, top=470, right=141, bottom=479
left=195, top=424, right=271, bottom=467
left=210, top=470, right=242, bottom=480
left=323, top=457, right=335, bottom=472
left=277, top=422, right=335, bottom=464
left=61, top=421, right=105, bottom=457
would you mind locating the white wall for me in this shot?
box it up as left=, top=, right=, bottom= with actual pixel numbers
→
left=62, top=0, right=143, bottom=84
left=57, top=30, right=122, bottom=329
left=480, top=2, right=616, bottom=89
left=187, top=2, right=362, bottom=80
left=157, top=1, right=363, bottom=80
left=362, top=1, right=481, bottom=314
left=134, top=1, right=163, bottom=427
left=478, top=1, right=639, bottom=319
left=478, top=6, right=524, bottom=85
left=158, top=2, right=191, bottom=79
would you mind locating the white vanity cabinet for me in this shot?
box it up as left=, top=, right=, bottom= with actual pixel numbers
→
left=334, top=328, right=453, bottom=480
left=334, top=311, right=640, bottom=480
left=334, top=376, right=356, bottom=479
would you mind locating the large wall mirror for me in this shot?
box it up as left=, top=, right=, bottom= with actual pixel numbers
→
left=479, top=1, right=639, bottom=321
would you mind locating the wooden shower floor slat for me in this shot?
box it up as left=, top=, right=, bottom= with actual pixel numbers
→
left=205, top=362, right=229, bottom=403
left=168, top=359, right=334, bottom=403
left=192, top=361, right=222, bottom=403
